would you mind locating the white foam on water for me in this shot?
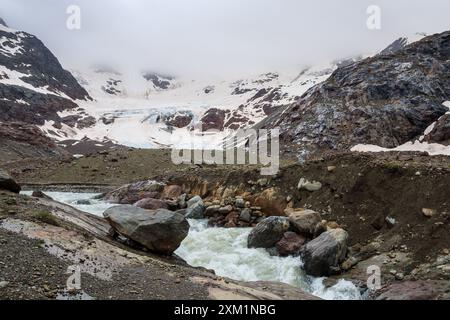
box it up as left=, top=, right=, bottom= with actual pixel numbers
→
left=23, top=191, right=362, bottom=300
left=21, top=191, right=110, bottom=217
left=176, top=219, right=362, bottom=300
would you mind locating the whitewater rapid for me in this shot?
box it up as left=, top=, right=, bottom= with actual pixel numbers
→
left=21, top=191, right=362, bottom=300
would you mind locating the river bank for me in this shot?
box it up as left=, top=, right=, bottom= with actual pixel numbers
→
left=2, top=149, right=450, bottom=300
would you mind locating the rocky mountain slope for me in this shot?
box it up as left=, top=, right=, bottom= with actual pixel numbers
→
left=0, top=19, right=91, bottom=126
left=261, top=31, right=450, bottom=160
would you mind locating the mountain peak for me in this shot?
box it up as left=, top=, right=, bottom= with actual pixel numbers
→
left=0, top=17, right=8, bottom=27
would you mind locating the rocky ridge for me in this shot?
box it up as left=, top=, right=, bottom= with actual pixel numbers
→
left=261, top=31, right=450, bottom=160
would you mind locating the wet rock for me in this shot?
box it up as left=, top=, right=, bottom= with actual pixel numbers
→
left=103, top=205, right=189, bottom=255
left=300, top=228, right=349, bottom=276
left=235, top=198, right=245, bottom=208
left=134, top=198, right=169, bottom=210
left=204, top=205, right=220, bottom=217
left=187, top=196, right=203, bottom=208
left=288, top=209, right=322, bottom=238
left=0, top=169, right=21, bottom=193
left=74, top=199, right=91, bottom=205
left=276, top=232, right=306, bottom=256
left=185, top=202, right=205, bottom=219
left=297, top=178, right=322, bottom=192
left=177, top=194, right=187, bottom=209
left=239, top=208, right=252, bottom=223
left=218, top=205, right=233, bottom=215
left=31, top=190, right=53, bottom=200
left=247, top=216, right=290, bottom=249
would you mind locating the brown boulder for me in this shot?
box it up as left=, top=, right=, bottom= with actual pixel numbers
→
left=276, top=232, right=306, bottom=256
left=134, top=198, right=169, bottom=210
left=253, top=188, right=287, bottom=216
left=288, top=209, right=322, bottom=238
left=162, top=185, right=183, bottom=199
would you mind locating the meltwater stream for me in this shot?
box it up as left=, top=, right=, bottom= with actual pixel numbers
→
left=22, top=191, right=362, bottom=300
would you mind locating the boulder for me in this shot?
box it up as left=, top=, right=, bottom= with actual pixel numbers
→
left=103, top=205, right=189, bottom=255
left=0, top=169, right=20, bottom=193
left=204, top=205, right=221, bottom=217
left=134, top=198, right=169, bottom=210
left=185, top=201, right=205, bottom=219
left=187, top=195, right=203, bottom=208
left=253, top=188, right=287, bottom=216
left=239, top=208, right=252, bottom=223
left=31, top=190, right=52, bottom=200
left=102, top=180, right=164, bottom=204
left=218, top=205, right=233, bottom=215
left=247, top=216, right=290, bottom=249
left=276, top=231, right=306, bottom=256
left=300, top=228, right=349, bottom=277
left=162, top=185, right=183, bottom=199
left=75, top=199, right=91, bottom=205
left=288, top=209, right=322, bottom=238
left=297, top=178, right=322, bottom=192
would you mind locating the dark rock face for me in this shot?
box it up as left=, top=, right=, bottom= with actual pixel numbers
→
left=165, top=113, right=193, bottom=128
left=378, top=37, right=408, bottom=56
left=0, top=24, right=91, bottom=130
left=0, top=169, right=21, bottom=193
left=200, top=108, right=227, bottom=131
left=262, top=31, right=450, bottom=160
left=142, top=72, right=174, bottom=90
left=247, top=216, right=290, bottom=249
left=424, top=114, right=450, bottom=145
left=0, top=18, right=8, bottom=27
left=300, top=228, right=348, bottom=277
left=0, top=27, right=90, bottom=101
left=104, top=205, right=189, bottom=255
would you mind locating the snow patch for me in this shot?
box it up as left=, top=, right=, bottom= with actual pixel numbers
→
left=351, top=101, right=450, bottom=156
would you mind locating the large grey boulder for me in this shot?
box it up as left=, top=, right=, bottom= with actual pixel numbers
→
left=103, top=205, right=189, bottom=255
left=300, top=228, right=349, bottom=277
left=247, top=216, right=290, bottom=249
left=0, top=169, right=21, bottom=193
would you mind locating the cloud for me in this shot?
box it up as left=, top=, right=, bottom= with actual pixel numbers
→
left=2, top=0, right=450, bottom=77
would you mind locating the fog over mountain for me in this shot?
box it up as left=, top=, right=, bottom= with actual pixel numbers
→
left=2, top=0, right=450, bottom=77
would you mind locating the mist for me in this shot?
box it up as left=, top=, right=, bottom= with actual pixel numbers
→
left=2, top=0, right=450, bottom=78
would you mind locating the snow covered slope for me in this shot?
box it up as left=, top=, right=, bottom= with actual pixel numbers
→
left=41, top=65, right=336, bottom=149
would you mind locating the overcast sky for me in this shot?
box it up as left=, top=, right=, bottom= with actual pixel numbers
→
left=2, top=0, right=450, bottom=77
